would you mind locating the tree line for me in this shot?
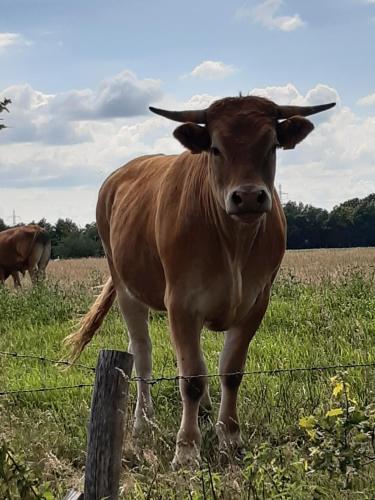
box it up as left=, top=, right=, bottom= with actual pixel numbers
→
left=284, top=193, right=375, bottom=249
left=1, top=193, right=375, bottom=257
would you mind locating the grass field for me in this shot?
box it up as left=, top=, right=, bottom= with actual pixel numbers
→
left=1, top=249, right=375, bottom=498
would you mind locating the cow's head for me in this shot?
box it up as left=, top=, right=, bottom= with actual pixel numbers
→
left=150, top=96, right=335, bottom=221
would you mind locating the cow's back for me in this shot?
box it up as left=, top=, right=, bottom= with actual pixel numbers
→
left=0, top=225, right=47, bottom=270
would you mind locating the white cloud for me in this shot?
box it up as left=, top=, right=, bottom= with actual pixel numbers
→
left=49, top=70, right=162, bottom=120
left=1, top=78, right=375, bottom=222
left=357, top=92, right=375, bottom=106
left=235, top=0, right=305, bottom=32
left=183, top=93, right=218, bottom=109
left=0, top=32, right=31, bottom=52
left=303, top=84, right=340, bottom=106
left=250, top=82, right=301, bottom=104
left=0, top=71, right=163, bottom=145
left=0, top=84, right=91, bottom=144
left=250, top=83, right=340, bottom=109
left=185, top=61, right=235, bottom=80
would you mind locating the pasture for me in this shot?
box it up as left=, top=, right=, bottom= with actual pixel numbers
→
left=1, top=249, right=375, bottom=498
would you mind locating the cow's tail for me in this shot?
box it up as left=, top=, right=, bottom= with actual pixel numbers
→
left=64, top=278, right=116, bottom=361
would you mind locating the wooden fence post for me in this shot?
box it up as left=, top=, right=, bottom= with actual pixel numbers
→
left=84, top=349, right=133, bottom=500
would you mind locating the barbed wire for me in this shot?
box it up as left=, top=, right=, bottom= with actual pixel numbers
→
left=129, top=361, right=375, bottom=385
left=1, top=353, right=375, bottom=397
left=3, top=349, right=375, bottom=383
left=0, top=350, right=95, bottom=372
left=0, top=383, right=93, bottom=397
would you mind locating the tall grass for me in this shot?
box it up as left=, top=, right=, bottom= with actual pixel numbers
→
left=1, top=252, right=375, bottom=498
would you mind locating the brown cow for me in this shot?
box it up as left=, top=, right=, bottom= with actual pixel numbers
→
left=65, top=96, right=335, bottom=468
left=0, top=224, right=51, bottom=287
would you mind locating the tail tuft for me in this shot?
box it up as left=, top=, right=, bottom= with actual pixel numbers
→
left=64, top=278, right=116, bottom=361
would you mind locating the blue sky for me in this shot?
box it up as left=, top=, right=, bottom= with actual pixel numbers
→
left=1, top=0, right=375, bottom=224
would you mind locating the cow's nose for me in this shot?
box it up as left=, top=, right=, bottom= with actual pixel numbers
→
left=227, top=186, right=272, bottom=215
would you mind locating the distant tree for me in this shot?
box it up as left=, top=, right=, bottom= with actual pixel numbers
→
left=83, top=222, right=104, bottom=256
left=0, top=218, right=7, bottom=231
left=285, top=194, right=375, bottom=249
left=326, top=199, right=357, bottom=247
left=54, top=218, right=79, bottom=239
left=284, top=202, right=329, bottom=249
left=36, top=217, right=53, bottom=232
left=352, top=194, right=375, bottom=246
left=54, top=233, right=102, bottom=259
left=0, top=98, right=11, bottom=131
left=46, top=218, right=79, bottom=258
left=83, top=222, right=99, bottom=241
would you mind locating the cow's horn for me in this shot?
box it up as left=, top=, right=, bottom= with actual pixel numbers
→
left=277, top=102, right=336, bottom=119
left=149, top=106, right=207, bottom=124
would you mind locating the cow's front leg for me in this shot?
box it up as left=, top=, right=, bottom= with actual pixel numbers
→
left=199, top=386, right=212, bottom=415
left=217, top=289, right=270, bottom=459
left=168, top=304, right=207, bottom=469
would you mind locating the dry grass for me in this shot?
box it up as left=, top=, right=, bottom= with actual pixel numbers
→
left=48, top=257, right=109, bottom=284
left=43, top=248, right=375, bottom=287
left=281, top=247, right=375, bottom=283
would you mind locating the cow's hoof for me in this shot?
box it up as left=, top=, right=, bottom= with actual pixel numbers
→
left=216, top=422, right=243, bottom=465
left=132, top=406, right=155, bottom=439
left=132, top=418, right=153, bottom=440
left=219, top=444, right=246, bottom=466
left=171, top=442, right=201, bottom=471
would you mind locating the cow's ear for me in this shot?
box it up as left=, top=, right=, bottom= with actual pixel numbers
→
left=173, top=123, right=211, bottom=154
left=277, top=116, right=314, bottom=150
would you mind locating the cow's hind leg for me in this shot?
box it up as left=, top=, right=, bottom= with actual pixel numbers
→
left=168, top=303, right=207, bottom=469
left=199, top=387, right=212, bottom=415
left=37, top=241, right=51, bottom=281
left=217, top=288, right=270, bottom=461
left=27, top=243, right=44, bottom=285
left=116, top=286, right=154, bottom=436
left=11, top=271, right=21, bottom=288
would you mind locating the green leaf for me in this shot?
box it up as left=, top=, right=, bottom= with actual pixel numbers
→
left=326, top=408, right=343, bottom=417
left=299, top=416, right=317, bottom=429
left=353, top=433, right=369, bottom=443
left=332, top=381, right=344, bottom=397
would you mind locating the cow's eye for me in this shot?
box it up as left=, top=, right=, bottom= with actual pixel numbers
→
left=210, top=146, right=221, bottom=157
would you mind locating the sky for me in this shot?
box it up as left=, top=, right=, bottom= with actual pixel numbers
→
left=0, top=0, right=375, bottom=225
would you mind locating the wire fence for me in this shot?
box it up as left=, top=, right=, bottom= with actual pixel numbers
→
left=0, top=350, right=95, bottom=372
left=1, top=350, right=375, bottom=397
left=0, top=383, right=93, bottom=397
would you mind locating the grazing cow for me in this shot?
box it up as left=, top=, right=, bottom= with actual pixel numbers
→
left=65, top=96, right=335, bottom=468
left=0, top=224, right=51, bottom=287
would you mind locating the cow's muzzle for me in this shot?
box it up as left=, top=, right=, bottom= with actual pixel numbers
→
left=226, top=185, right=272, bottom=217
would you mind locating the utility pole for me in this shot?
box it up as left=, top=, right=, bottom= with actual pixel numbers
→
left=278, top=184, right=288, bottom=205
left=7, top=209, right=21, bottom=226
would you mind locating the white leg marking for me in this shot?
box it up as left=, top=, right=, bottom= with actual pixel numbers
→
left=117, top=287, right=154, bottom=436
